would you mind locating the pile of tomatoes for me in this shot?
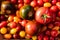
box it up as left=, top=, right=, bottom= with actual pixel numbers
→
left=0, top=0, right=60, bottom=40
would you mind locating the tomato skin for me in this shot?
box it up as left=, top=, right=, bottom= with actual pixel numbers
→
left=52, top=0, right=57, bottom=5
left=35, top=7, right=52, bottom=24
left=50, top=6, right=58, bottom=12
left=43, top=0, right=49, bottom=2
left=30, top=0, right=37, bottom=7
left=56, top=2, right=60, bottom=10
left=37, top=0, right=43, bottom=6
left=58, top=11, right=60, bottom=17
left=25, top=21, right=38, bottom=35
left=24, top=0, right=31, bottom=4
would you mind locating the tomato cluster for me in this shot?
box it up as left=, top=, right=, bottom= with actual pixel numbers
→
left=0, top=0, right=60, bottom=40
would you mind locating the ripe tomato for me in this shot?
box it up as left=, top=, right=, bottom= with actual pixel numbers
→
left=35, top=7, right=52, bottom=24
left=58, top=11, right=60, bottom=17
left=56, top=2, right=60, bottom=10
left=18, top=3, right=23, bottom=9
left=52, top=0, right=57, bottom=5
left=24, top=0, right=31, bottom=4
left=43, top=0, right=49, bottom=2
left=30, top=0, right=37, bottom=7
left=37, top=0, right=43, bottom=6
left=18, top=0, right=23, bottom=3
left=25, top=21, right=38, bottom=35
left=10, top=0, right=17, bottom=4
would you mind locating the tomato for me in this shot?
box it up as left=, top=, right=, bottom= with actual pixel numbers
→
left=9, top=22, right=17, bottom=28
left=10, top=0, right=17, bottom=4
left=37, top=0, right=43, bottom=6
left=4, top=34, right=12, bottom=39
left=24, top=0, right=31, bottom=4
left=43, top=0, right=49, bottom=2
left=56, top=2, right=60, bottom=10
left=50, top=6, right=58, bottom=12
left=19, top=31, right=26, bottom=38
left=35, top=7, right=53, bottom=24
left=58, top=11, right=60, bottom=17
left=52, top=0, right=57, bottom=5
left=18, top=3, right=23, bottom=9
left=25, top=21, right=38, bottom=35
left=18, top=0, right=23, bottom=3
left=10, top=28, right=17, bottom=34
left=30, top=0, right=37, bottom=7
left=44, top=2, right=51, bottom=7
left=19, top=5, right=34, bottom=19
left=1, top=27, right=7, bottom=34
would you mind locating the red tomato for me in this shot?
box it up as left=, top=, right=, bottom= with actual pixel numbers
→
left=58, top=11, right=60, bottom=17
left=37, top=0, right=43, bottom=6
left=56, top=2, right=60, bottom=10
left=52, top=0, right=57, bottom=5
left=18, top=3, right=23, bottom=9
left=43, top=36, right=49, bottom=40
left=50, top=6, right=58, bottom=12
left=18, top=0, right=23, bottom=3
left=43, top=0, right=49, bottom=2
left=24, top=0, right=31, bottom=4
left=25, top=21, right=38, bottom=35
left=10, top=0, right=17, bottom=4
left=9, top=22, right=17, bottom=28
left=35, top=7, right=52, bottom=24
left=30, top=0, right=37, bottom=7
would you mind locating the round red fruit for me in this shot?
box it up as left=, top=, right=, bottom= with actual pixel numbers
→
left=10, top=22, right=17, bottom=28
left=30, top=0, right=37, bottom=7
left=58, top=11, right=60, bottom=17
left=52, top=0, right=57, bottom=5
left=43, top=0, right=49, bottom=2
left=24, top=0, right=31, bottom=4
left=35, top=7, right=52, bottom=24
left=43, top=36, right=49, bottom=40
left=25, top=21, right=38, bottom=35
left=56, top=2, right=60, bottom=10
left=37, top=0, right=43, bottom=6
left=18, top=0, right=23, bottom=3
left=0, top=21, right=7, bottom=28
left=50, top=6, right=58, bottom=12
left=51, top=30, right=58, bottom=37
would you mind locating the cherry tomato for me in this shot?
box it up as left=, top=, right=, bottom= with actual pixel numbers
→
left=44, top=2, right=51, bottom=7
left=1, top=27, right=7, bottom=34
left=30, top=0, right=37, bottom=7
left=56, top=2, right=60, bottom=10
left=43, top=0, right=49, bottom=2
left=4, top=34, right=12, bottom=39
left=18, top=0, right=23, bottom=3
left=50, top=6, right=58, bottom=12
left=8, top=16, right=14, bottom=22
left=10, top=28, right=17, bottom=34
left=10, top=0, right=17, bottom=4
left=24, top=0, right=31, bottom=4
left=18, top=3, right=23, bottom=9
left=37, top=0, right=43, bottom=6
left=25, top=21, right=38, bottom=35
left=58, top=11, right=60, bottom=17
left=52, top=0, right=57, bottom=5
left=9, top=22, right=17, bottom=28
left=19, top=31, right=25, bottom=38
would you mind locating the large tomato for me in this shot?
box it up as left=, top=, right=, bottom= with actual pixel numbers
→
left=25, top=21, right=38, bottom=35
left=35, top=7, right=53, bottom=24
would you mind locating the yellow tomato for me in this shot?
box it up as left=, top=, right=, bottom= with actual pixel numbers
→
left=19, top=31, right=25, bottom=38
left=44, top=2, right=51, bottom=7
left=1, top=27, right=7, bottom=34
left=4, top=34, right=12, bottom=39
left=14, top=16, right=20, bottom=23
left=32, top=36, right=37, bottom=40
left=10, top=28, right=17, bottom=34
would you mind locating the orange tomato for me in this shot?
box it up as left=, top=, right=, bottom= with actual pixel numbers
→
left=4, top=34, right=12, bottom=39
left=44, top=2, right=51, bottom=7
